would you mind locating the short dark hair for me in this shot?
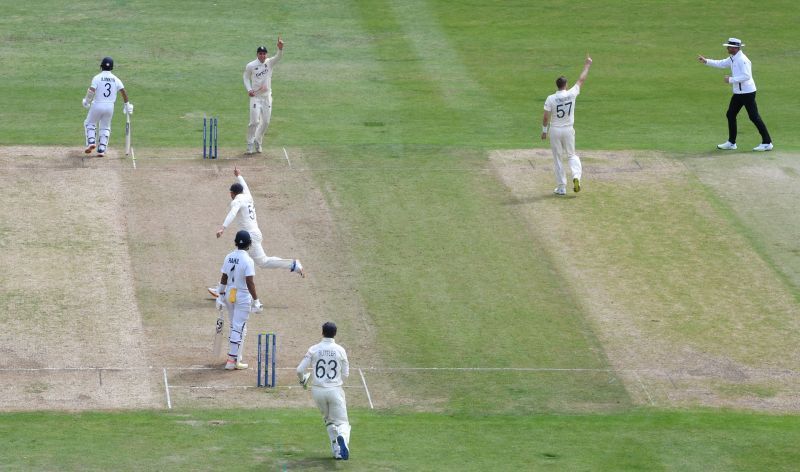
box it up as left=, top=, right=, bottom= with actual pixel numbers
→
left=322, top=321, right=337, bottom=338
left=556, top=76, right=567, bottom=89
left=230, top=183, right=244, bottom=194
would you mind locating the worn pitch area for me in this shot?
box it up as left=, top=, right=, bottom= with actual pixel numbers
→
left=0, top=146, right=378, bottom=411
left=490, top=149, right=800, bottom=411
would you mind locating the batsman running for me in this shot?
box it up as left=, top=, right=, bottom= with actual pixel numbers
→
left=82, top=56, right=133, bottom=157
left=208, top=166, right=304, bottom=299
left=215, top=230, right=264, bottom=370
left=243, top=37, right=284, bottom=154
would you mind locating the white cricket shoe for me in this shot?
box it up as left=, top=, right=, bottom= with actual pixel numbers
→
left=207, top=287, right=220, bottom=299
left=225, top=359, right=236, bottom=370
left=753, top=143, right=773, bottom=151
left=717, top=141, right=737, bottom=150
left=255, top=142, right=262, bottom=153
left=84, top=143, right=96, bottom=154
left=336, top=435, right=349, bottom=460
left=553, top=187, right=566, bottom=196
left=235, top=361, right=248, bottom=370
left=292, top=259, right=305, bottom=278
left=245, top=143, right=255, bottom=155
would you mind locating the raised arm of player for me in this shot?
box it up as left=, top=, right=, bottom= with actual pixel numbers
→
left=576, top=54, right=592, bottom=87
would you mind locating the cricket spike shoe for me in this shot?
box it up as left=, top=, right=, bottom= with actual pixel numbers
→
left=753, top=143, right=773, bottom=151
left=717, top=141, right=737, bottom=150
left=225, top=359, right=236, bottom=370
left=336, top=435, right=349, bottom=460
left=573, top=177, right=581, bottom=193
left=84, top=143, right=96, bottom=154
left=292, top=259, right=305, bottom=278
left=553, top=187, right=567, bottom=196
left=235, top=361, right=249, bottom=370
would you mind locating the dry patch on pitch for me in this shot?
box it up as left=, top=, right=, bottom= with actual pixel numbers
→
left=0, top=146, right=379, bottom=411
left=490, top=148, right=800, bottom=412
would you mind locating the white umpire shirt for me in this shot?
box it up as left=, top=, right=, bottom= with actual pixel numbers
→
left=222, top=175, right=260, bottom=236
left=544, top=84, right=581, bottom=128
left=298, top=338, right=349, bottom=388
left=704, top=50, right=756, bottom=94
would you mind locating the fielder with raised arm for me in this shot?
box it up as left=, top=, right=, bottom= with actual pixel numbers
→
left=208, top=166, right=304, bottom=298
left=82, top=57, right=133, bottom=157
left=541, top=54, right=592, bottom=195
left=243, top=37, right=284, bottom=154
left=297, top=322, right=352, bottom=460
left=215, top=230, right=264, bottom=370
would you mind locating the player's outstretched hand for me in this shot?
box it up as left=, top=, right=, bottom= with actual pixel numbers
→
left=82, top=98, right=90, bottom=109
left=585, top=54, right=592, bottom=66
left=233, top=166, right=241, bottom=177
left=300, top=372, right=311, bottom=389
left=277, top=35, right=284, bottom=50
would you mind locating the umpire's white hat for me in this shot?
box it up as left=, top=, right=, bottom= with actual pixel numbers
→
left=723, top=38, right=745, bottom=48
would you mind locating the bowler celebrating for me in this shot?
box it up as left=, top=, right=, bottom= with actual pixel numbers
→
left=243, top=37, right=284, bottom=154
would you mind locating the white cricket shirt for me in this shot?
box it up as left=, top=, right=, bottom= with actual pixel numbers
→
left=219, top=249, right=255, bottom=293
left=297, top=338, right=349, bottom=388
left=222, top=176, right=259, bottom=234
left=544, top=84, right=581, bottom=127
left=704, top=50, right=757, bottom=94
left=243, top=49, right=283, bottom=97
left=90, top=71, right=124, bottom=103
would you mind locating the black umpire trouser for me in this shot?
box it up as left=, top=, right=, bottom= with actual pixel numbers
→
left=726, top=92, right=772, bottom=144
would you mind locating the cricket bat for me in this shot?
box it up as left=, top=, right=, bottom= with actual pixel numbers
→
left=212, top=310, right=225, bottom=359
left=125, top=112, right=131, bottom=156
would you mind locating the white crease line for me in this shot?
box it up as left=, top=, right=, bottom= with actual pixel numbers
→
left=163, top=368, right=172, bottom=410
left=359, top=368, right=374, bottom=409
left=632, top=370, right=654, bottom=406
left=283, top=147, right=292, bottom=169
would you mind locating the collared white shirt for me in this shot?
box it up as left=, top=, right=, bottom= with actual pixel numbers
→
left=222, top=175, right=259, bottom=234
left=704, top=50, right=757, bottom=94
left=243, top=49, right=283, bottom=97
left=219, top=249, right=255, bottom=293
left=90, top=71, right=124, bottom=103
left=544, top=84, right=581, bottom=127
left=297, top=338, right=349, bottom=388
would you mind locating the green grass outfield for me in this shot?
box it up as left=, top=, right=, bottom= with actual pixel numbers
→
left=1, top=408, right=799, bottom=471
left=2, top=0, right=800, bottom=470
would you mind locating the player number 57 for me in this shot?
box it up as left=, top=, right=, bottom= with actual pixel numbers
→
left=556, top=102, right=573, bottom=118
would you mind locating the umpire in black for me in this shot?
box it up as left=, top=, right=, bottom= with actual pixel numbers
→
left=698, top=37, right=773, bottom=152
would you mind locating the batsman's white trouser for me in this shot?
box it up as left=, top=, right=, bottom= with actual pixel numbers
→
left=224, top=290, right=253, bottom=361
left=248, top=230, right=294, bottom=270
left=313, top=386, right=350, bottom=456
left=85, top=102, right=114, bottom=148
left=549, top=126, right=582, bottom=187
left=247, top=95, right=272, bottom=146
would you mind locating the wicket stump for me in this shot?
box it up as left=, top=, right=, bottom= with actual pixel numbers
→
left=257, top=332, right=277, bottom=387
left=203, top=115, right=218, bottom=159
